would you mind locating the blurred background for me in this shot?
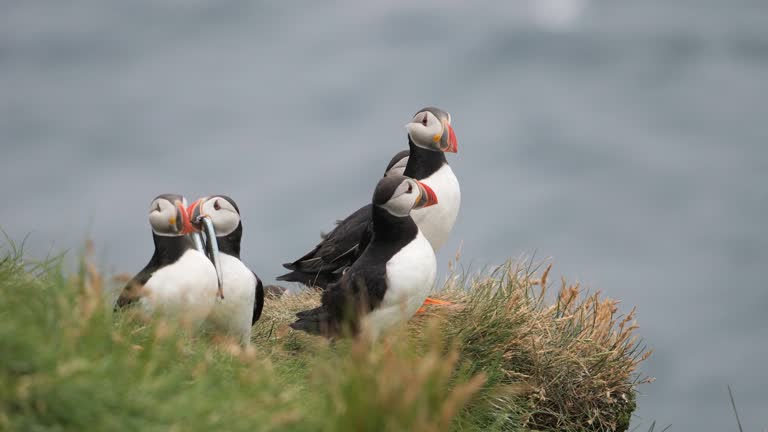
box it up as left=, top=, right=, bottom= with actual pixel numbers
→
left=1, top=0, right=766, bottom=429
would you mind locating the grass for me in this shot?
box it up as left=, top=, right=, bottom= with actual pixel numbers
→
left=0, top=240, right=651, bottom=431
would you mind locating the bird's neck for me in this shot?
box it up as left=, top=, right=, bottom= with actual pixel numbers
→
left=371, top=206, right=418, bottom=243
left=151, top=234, right=192, bottom=265
left=216, top=223, right=243, bottom=259
left=403, top=137, right=446, bottom=179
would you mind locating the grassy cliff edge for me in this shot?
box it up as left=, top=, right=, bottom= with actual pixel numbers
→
left=0, top=243, right=650, bottom=431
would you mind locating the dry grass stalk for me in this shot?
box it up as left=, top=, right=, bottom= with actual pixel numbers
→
left=435, top=260, right=651, bottom=431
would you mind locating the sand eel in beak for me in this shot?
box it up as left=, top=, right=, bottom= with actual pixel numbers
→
left=115, top=194, right=219, bottom=326
left=290, top=175, right=438, bottom=339
left=278, top=107, right=460, bottom=312
left=188, top=195, right=264, bottom=346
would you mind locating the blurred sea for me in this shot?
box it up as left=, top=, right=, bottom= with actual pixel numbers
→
left=1, top=0, right=767, bottom=429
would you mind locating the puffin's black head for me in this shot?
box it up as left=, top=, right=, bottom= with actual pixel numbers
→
left=383, top=149, right=410, bottom=177
left=372, top=175, right=438, bottom=217
left=148, top=193, right=191, bottom=236
left=406, top=106, right=458, bottom=153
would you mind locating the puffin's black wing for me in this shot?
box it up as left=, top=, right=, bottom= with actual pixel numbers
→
left=115, top=235, right=192, bottom=311
left=289, top=260, right=387, bottom=337
left=114, top=263, right=157, bottom=310
left=252, top=274, right=265, bottom=325
left=277, top=204, right=373, bottom=288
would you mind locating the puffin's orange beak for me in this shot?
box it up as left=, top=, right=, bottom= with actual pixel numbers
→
left=186, top=198, right=205, bottom=232
left=177, top=201, right=195, bottom=235
left=442, top=120, right=458, bottom=153
left=415, top=181, right=438, bottom=208
left=446, top=123, right=457, bottom=153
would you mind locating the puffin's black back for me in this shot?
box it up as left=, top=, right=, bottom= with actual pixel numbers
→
left=115, top=234, right=193, bottom=309
left=384, top=149, right=411, bottom=173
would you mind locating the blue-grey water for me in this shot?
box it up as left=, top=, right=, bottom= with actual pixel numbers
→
left=1, top=0, right=766, bottom=429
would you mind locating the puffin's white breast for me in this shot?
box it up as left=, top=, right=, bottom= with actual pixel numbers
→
left=411, top=164, right=460, bottom=252
left=205, top=254, right=257, bottom=345
left=365, top=230, right=436, bottom=337
left=140, top=249, right=218, bottom=324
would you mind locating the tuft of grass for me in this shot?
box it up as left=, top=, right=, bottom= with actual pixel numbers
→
left=428, top=263, right=653, bottom=431
left=0, top=240, right=650, bottom=431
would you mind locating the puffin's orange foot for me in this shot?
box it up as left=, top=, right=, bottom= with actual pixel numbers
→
left=422, top=297, right=453, bottom=306
left=416, top=298, right=454, bottom=314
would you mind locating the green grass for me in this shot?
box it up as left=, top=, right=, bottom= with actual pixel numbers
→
left=0, top=241, right=651, bottom=431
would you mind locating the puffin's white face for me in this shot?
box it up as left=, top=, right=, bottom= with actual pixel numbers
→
left=405, top=108, right=458, bottom=153
left=195, top=196, right=241, bottom=237
left=381, top=178, right=438, bottom=217
left=148, top=195, right=188, bottom=236
left=407, top=111, right=443, bottom=150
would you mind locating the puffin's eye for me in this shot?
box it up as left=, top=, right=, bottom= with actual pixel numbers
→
left=213, top=200, right=221, bottom=211
left=407, top=184, right=413, bottom=193
left=154, top=203, right=162, bottom=213
left=421, top=115, right=428, bottom=126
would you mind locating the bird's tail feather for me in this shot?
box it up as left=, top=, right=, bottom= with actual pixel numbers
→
left=275, top=270, right=339, bottom=289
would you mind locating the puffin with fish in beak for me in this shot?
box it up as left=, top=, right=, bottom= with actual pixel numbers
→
left=187, top=195, right=264, bottom=346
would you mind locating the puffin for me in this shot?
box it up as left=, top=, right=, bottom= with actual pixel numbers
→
left=187, top=195, right=264, bottom=346
left=290, top=175, right=438, bottom=338
left=277, top=107, right=459, bottom=292
left=115, top=194, right=221, bottom=326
